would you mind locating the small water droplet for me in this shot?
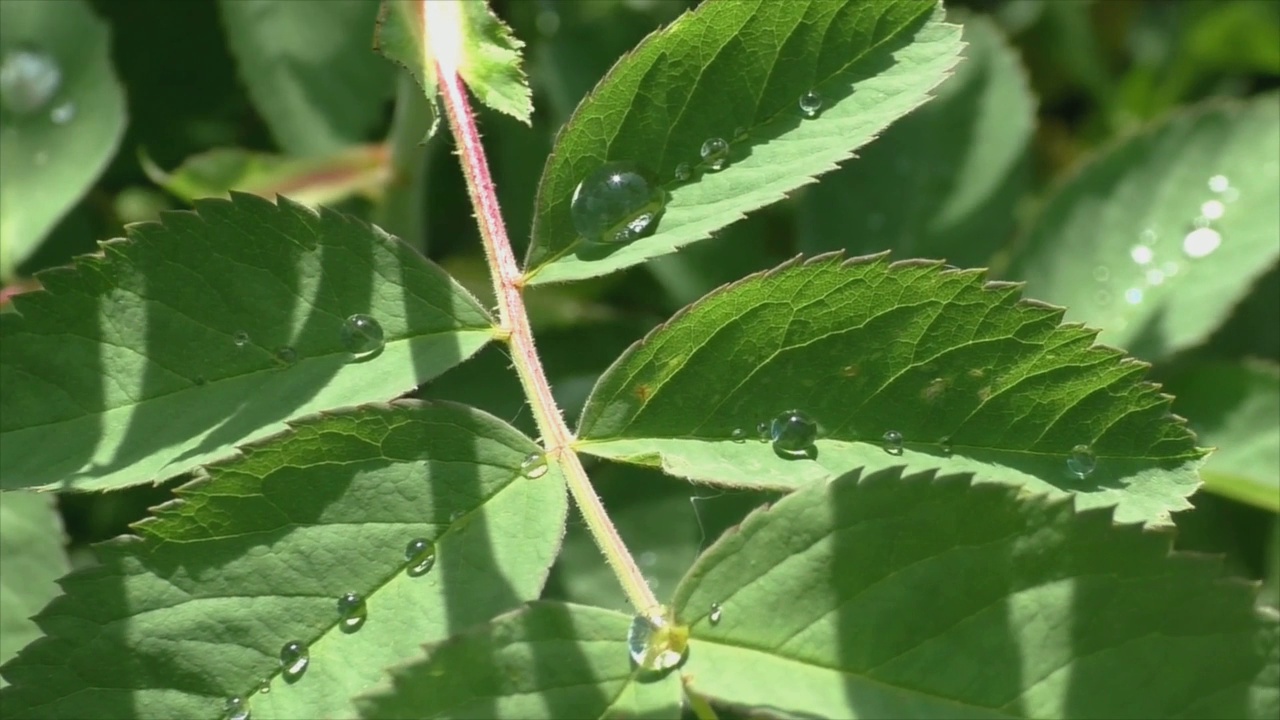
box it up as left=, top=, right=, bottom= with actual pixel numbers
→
left=708, top=602, right=723, bottom=625
left=1067, top=444, right=1096, bottom=478
left=798, top=90, right=823, bottom=117
left=256, top=678, right=270, bottom=694
left=1208, top=174, right=1230, bottom=193
left=520, top=452, right=549, bottom=479
left=224, top=696, right=250, bottom=720
left=769, top=410, right=818, bottom=459
left=0, top=48, right=62, bottom=116
left=674, top=162, right=692, bottom=182
left=755, top=421, right=770, bottom=442
left=882, top=430, right=904, bottom=456
left=194, top=376, right=207, bottom=386
left=939, top=436, right=953, bottom=455
left=1129, top=245, right=1154, bottom=265
left=1092, top=266, right=1110, bottom=282
left=404, top=538, right=436, bottom=577
left=337, top=592, right=367, bottom=633
left=233, top=330, right=250, bottom=347
left=627, top=607, right=688, bottom=672
left=274, top=346, right=298, bottom=365
left=1183, top=227, right=1221, bottom=258
left=49, top=101, right=74, bottom=125
left=340, top=314, right=385, bottom=357
left=279, top=640, right=309, bottom=681
left=730, top=428, right=747, bottom=443
left=1123, top=287, right=1144, bottom=305
left=571, top=161, right=666, bottom=244
left=700, top=137, right=730, bottom=171
left=1200, top=199, right=1225, bottom=221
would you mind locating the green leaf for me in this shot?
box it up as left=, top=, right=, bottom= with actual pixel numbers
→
left=0, top=491, right=68, bottom=689
left=0, top=400, right=568, bottom=720
left=524, top=0, right=963, bottom=285
left=797, top=14, right=1035, bottom=269
left=1166, top=360, right=1280, bottom=512
left=673, top=467, right=1280, bottom=719
left=375, top=0, right=533, bottom=128
left=356, top=602, right=683, bottom=719
left=0, top=193, right=494, bottom=492
left=219, top=0, right=395, bottom=156
left=1006, top=93, right=1280, bottom=361
left=141, top=144, right=391, bottom=207
left=0, top=0, right=126, bottom=280
left=577, top=254, right=1201, bottom=527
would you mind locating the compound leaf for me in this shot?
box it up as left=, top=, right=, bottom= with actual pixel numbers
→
left=0, top=193, right=494, bottom=492
left=577, top=254, right=1201, bottom=527
left=524, top=0, right=963, bottom=284
left=0, top=400, right=568, bottom=720
left=674, top=468, right=1279, bottom=719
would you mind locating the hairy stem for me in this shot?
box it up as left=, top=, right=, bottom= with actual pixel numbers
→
left=429, top=15, right=658, bottom=614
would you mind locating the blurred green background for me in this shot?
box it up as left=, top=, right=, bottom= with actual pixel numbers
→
left=1, top=0, right=1276, bottom=618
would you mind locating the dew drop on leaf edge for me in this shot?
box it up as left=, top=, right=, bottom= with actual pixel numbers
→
left=0, top=47, right=62, bottom=117
left=627, top=607, right=688, bottom=672
left=274, top=346, right=298, bottom=365
left=405, top=537, right=437, bottom=577
left=1067, top=444, right=1096, bottom=479
left=674, top=162, right=692, bottom=182
left=730, top=428, right=747, bottom=443
left=882, top=430, right=904, bottom=456
left=337, top=591, right=367, bottom=632
left=340, top=314, right=385, bottom=357
left=224, top=696, right=250, bottom=720
left=769, top=410, right=818, bottom=459
left=520, top=452, right=549, bottom=479
left=570, top=161, right=666, bottom=244
left=799, top=90, right=822, bottom=117
left=700, top=137, right=730, bottom=171
left=279, top=640, right=309, bottom=681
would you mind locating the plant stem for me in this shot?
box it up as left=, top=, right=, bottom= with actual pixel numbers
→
left=430, top=24, right=658, bottom=615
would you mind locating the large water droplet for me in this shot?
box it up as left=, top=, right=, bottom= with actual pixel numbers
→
left=1182, top=227, right=1221, bottom=258
left=233, top=330, right=250, bottom=347
left=520, top=452, right=549, bottom=479
left=274, top=346, right=298, bottom=365
left=798, top=90, right=823, bottom=118
left=337, top=591, right=367, bottom=633
left=700, top=137, right=730, bottom=171
left=0, top=48, right=62, bottom=116
left=627, top=607, right=688, bottom=672
left=340, top=314, right=385, bottom=357
left=730, top=428, right=747, bottom=443
left=882, top=430, right=904, bottom=456
left=769, top=410, right=818, bottom=459
left=674, top=162, right=692, bottom=182
left=404, top=538, right=437, bottom=577
left=224, top=696, right=250, bottom=720
left=279, top=640, right=310, bottom=681
left=1067, top=444, right=1096, bottom=479
left=570, top=161, right=666, bottom=244
left=708, top=602, right=723, bottom=626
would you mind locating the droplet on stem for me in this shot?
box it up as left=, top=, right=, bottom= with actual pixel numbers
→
left=627, top=607, right=688, bottom=672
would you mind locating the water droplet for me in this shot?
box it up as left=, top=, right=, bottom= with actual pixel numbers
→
left=769, top=410, right=818, bottom=459
left=755, top=421, right=770, bottom=442
left=279, top=640, right=309, bottom=681
left=233, top=330, right=250, bottom=347
left=1067, top=444, right=1096, bottom=479
left=570, top=161, right=666, bottom=244
left=798, top=90, right=823, bottom=117
left=882, top=430, right=904, bottom=456
left=337, top=592, right=367, bottom=633
left=520, top=452, right=549, bottom=479
left=1123, top=287, right=1144, bottom=305
left=1182, top=227, right=1221, bottom=258
left=193, top=376, right=207, bottom=386
left=700, top=137, right=730, bottom=171
left=708, top=602, right=723, bottom=625
left=224, top=696, right=250, bottom=720
left=256, top=678, right=271, bottom=694
left=1200, top=199, right=1225, bottom=221
left=1208, top=174, right=1230, bottom=193
left=939, top=436, right=953, bottom=455
left=732, top=126, right=748, bottom=141
left=404, top=538, right=436, bottom=577
left=674, top=162, right=692, bottom=182
left=1129, top=245, right=1154, bottom=265
left=340, top=314, right=385, bottom=357
left=730, top=428, right=747, bottom=443
left=49, top=101, right=74, bottom=125
left=627, top=607, right=688, bottom=672
left=0, top=48, right=62, bottom=116
left=1092, top=266, right=1110, bottom=282
left=274, top=346, right=298, bottom=365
